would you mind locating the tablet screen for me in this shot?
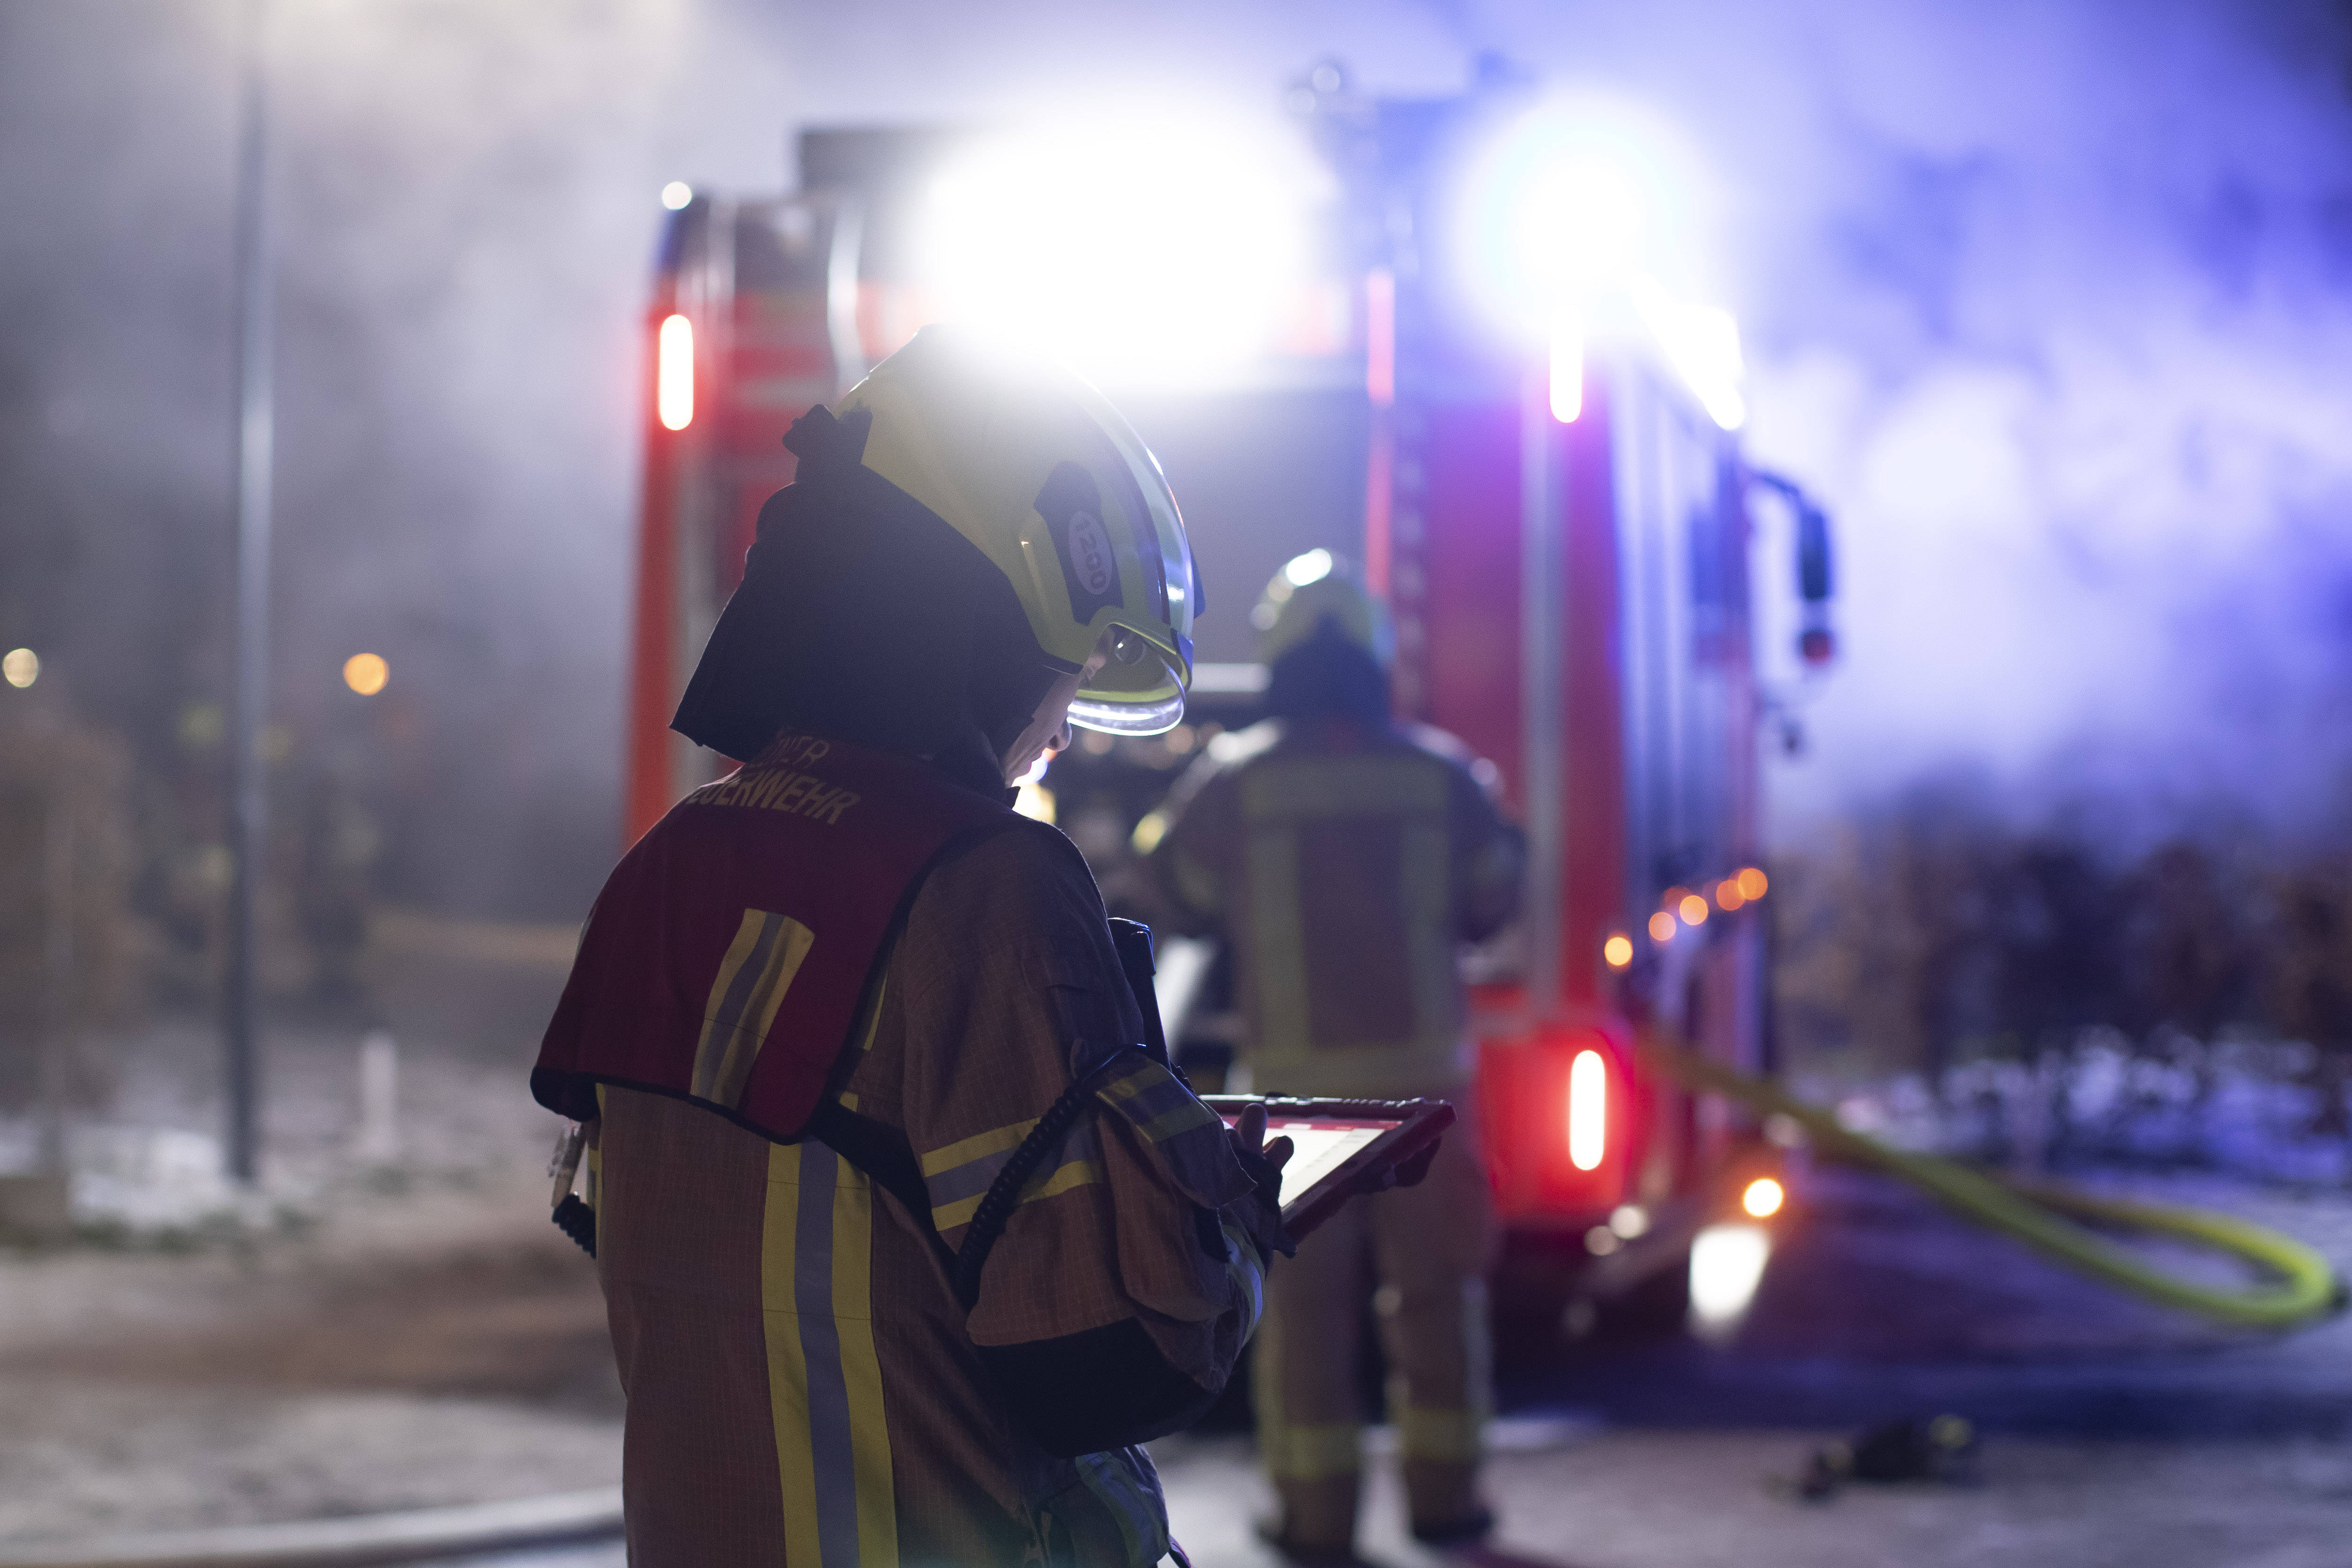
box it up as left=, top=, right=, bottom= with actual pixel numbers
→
left=1221, top=1115, right=1400, bottom=1208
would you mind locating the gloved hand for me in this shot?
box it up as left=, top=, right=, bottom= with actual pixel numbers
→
left=1227, top=1102, right=1298, bottom=1260
left=1352, top=1134, right=1443, bottom=1196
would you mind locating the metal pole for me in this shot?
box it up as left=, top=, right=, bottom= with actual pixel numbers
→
left=224, top=0, right=275, bottom=1186
left=39, top=767, right=75, bottom=1178
left=1519, top=368, right=1563, bottom=1023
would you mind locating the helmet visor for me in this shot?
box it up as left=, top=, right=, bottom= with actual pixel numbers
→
left=1069, top=640, right=1186, bottom=735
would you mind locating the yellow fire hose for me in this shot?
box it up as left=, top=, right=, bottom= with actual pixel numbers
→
left=1638, top=1035, right=2347, bottom=1330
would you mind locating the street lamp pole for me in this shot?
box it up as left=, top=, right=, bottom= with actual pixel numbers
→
left=223, top=0, right=275, bottom=1186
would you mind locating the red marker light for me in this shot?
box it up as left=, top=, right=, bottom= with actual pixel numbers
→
left=1568, top=1049, right=1606, bottom=1171
left=657, top=314, right=694, bottom=431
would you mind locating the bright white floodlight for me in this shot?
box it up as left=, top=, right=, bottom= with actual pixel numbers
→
left=912, top=121, right=1316, bottom=387
left=1460, top=96, right=1743, bottom=427
left=1688, top=1222, right=1771, bottom=1338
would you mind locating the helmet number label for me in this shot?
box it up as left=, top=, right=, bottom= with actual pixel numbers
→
left=1068, top=513, right=1115, bottom=597
left=1037, top=462, right=1126, bottom=624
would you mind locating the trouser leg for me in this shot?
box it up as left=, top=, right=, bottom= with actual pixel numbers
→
left=1368, top=1115, right=1497, bottom=1535
left=1254, top=1193, right=1370, bottom=1552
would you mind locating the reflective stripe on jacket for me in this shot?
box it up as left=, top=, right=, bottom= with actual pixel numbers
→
left=592, top=797, right=1268, bottom=1567
left=1149, top=719, right=1523, bottom=1098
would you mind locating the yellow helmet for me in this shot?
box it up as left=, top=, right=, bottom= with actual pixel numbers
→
left=1254, top=550, right=1392, bottom=668
left=837, top=329, right=1197, bottom=734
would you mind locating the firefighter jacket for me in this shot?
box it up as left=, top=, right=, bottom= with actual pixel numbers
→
left=1148, top=718, right=1524, bottom=1098
left=535, top=733, right=1276, bottom=1567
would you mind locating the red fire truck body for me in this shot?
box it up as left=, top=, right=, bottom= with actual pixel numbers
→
left=624, top=94, right=1830, bottom=1310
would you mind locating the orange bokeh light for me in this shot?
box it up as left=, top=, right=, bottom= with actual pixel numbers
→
left=342, top=653, right=388, bottom=696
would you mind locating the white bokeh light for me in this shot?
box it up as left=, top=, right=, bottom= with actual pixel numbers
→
left=911, top=120, right=1320, bottom=388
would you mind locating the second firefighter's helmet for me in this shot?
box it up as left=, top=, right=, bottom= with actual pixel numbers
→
left=1253, top=550, right=1393, bottom=668
left=836, top=329, right=1198, bottom=734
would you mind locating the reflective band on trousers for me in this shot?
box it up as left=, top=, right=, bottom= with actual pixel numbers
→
left=1262, top=1421, right=1365, bottom=1481
left=762, top=1140, right=897, bottom=1568
left=1397, top=1404, right=1483, bottom=1464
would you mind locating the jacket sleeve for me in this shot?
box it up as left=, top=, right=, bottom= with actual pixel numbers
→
left=886, top=824, right=1270, bottom=1456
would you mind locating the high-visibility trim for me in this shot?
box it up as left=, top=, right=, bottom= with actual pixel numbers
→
left=919, top=1118, right=1036, bottom=1180
left=693, top=910, right=816, bottom=1107
left=762, top=1143, right=823, bottom=1567
left=1236, top=756, right=1448, bottom=822
left=927, top=1147, right=1103, bottom=1234
left=1253, top=1286, right=1362, bottom=1481
left=1261, top=1422, right=1365, bottom=1481
left=1239, top=804, right=1467, bottom=1093
left=1096, top=1060, right=1220, bottom=1143
left=1397, top=1404, right=1482, bottom=1463
left=1399, top=820, right=1454, bottom=1044
left=1244, top=826, right=1313, bottom=1053
left=921, top=1115, right=1106, bottom=1233
left=830, top=1153, right=897, bottom=1568
left=763, top=1141, right=896, bottom=1568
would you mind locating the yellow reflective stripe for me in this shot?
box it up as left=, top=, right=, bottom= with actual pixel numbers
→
left=927, top=1155, right=1102, bottom=1232
left=1401, top=820, right=1455, bottom=1043
left=1238, top=756, right=1447, bottom=821
left=1025, top=1158, right=1103, bottom=1205
left=761, top=1142, right=824, bottom=1568
left=1397, top=1404, right=1482, bottom=1463
left=919, top=1118, right=1036, bottom=1179
left=1253, top=1283, right=1361, bottom=1480
left=766, top=1141, right=898, bottom=1568
left=694, top=910, right=816, bottom=1106
left=1245, top=824, right=1313, bottom=1053
left=694, top=911, right=768, bottom=1092
left=831, top=1152, right=897, bottom=1568
left=1098, top=1062, right=1221, bottom=1142
left=1262, top=1422, right=1365, bottom=1480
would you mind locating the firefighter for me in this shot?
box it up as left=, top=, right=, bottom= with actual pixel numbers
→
left=533, top=329, right=1292, bottom=1567
left=1147, top=551, right=1524, bottom=1558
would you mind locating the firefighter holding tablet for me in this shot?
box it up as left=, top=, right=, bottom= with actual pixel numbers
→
left=1148, top=553, right=1525, bottom=1558
left=533, top=331, right=1292, bottom=1568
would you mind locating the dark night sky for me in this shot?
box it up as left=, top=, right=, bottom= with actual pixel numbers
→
left=1, top=0, right=2348, bottom=913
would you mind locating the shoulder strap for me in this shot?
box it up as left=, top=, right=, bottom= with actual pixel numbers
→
left=951, top=1045, right=1146, bottom=1310
left=805, top=1098, right=957, bottom=1274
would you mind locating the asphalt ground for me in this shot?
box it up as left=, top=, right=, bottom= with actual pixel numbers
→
left=8, top=917, right=2352, bottom=1566
left=408, top=1162, right=2352, bottom=1568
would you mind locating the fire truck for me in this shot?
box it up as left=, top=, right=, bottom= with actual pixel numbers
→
left=622, top=68, right=1838, bottom=1330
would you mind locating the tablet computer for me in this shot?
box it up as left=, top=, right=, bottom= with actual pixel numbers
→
left=1201, top=1096, right=1456, bottom=1241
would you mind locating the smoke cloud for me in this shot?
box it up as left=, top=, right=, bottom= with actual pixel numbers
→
left=1, top=0, right=2346, bottom=918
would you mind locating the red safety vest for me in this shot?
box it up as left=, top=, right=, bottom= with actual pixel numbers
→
left=532, top=732, right=1016, bottom=1140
